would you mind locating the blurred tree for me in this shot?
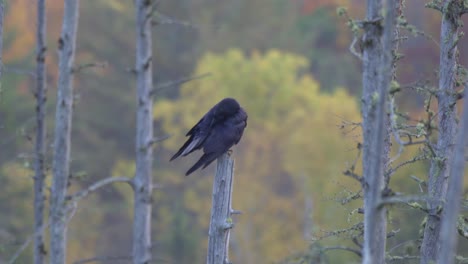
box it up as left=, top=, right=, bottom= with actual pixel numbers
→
left=163, top=202, right=201, bottom=263
left=0, top=0, right=35, bottom=166
left=297, top=7, right=361, bottom=93
left=0, top=163, right=34, bottom=263
left=3, top=1, right=35, bottom=63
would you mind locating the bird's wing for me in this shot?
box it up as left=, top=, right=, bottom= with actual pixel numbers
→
left=203, top=125, right=230, bottom=154
left=184, top=128, right=227, bottom=176
left=203, top=111, right=246, bottom=155
left=186, top=103, right=219, bottom=136
left=186, top=116, right=204, bottom=136
left=170, top=130, right=209, bottom=161
left=170, top=111, right=214, bottom=161
left=170, top=134, right=195, bottom=161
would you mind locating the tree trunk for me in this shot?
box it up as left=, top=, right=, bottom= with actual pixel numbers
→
left=132, top=0, right=154, bottom=263
left=420, top=1, right=461, bottom=263
left=34, top=0, right=47, bottom=263
left=437, top=82, right=468, bottom=264
left=361, top=3, right=385, bottom=259
left=361, top=0, right=397, bottom=263
left=49, top=1, right=79, bottom=263
left=361, top=18, right=386, bottom=263
left=206, top=153, right=236, bottom=264
left=0, top=0, right=4, bottom=80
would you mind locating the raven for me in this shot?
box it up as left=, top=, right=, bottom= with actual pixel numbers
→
left=171, top=98, right=247, bottom=176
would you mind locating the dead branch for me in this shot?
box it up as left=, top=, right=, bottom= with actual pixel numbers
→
left=150, top=72, right=211, bottom=96
left=387, top=255, right=420, bottom=262
left=322, top=246, right=362, bottom=257
left=73, top=255, right=132, bottom=264
left=410, top=175, right=427, bottom=193
left=72, top=62, right=107, bottom=73
left=385, top=154, right=428, bottom=178
left=378, top=195, right=440, bottom=209
left=68, top=176, right=133, bottom=202
left=349, top=36, right=362, bottom=60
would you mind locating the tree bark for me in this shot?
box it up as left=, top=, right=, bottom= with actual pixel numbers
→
left=420, top=1, right=461, bottom=263
left=361, top=0, right=397, bottom=263
left=34, top=0, right=47, bottom=263
left=437, top=83, right=468, bottom=264
left=132, top=0, right=154, bottom=263
left=361, top=3, right=385, bottom=260
left=49, top=1, right=79, bottom=264
left=206, top=153, right=236, bottom=264
left=0, top=0, right=4, bottom=80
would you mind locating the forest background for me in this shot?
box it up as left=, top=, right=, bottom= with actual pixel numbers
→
left=1, top=0, right=467, bottom=263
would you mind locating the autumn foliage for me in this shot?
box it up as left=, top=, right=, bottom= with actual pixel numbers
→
left=1, top=1, right=468, bottom=263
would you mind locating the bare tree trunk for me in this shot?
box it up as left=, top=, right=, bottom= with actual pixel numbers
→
left=206, top=153, right=236, bottom=264
left=49, top=1, right=80, bottom=263
left=420, top=1, right=462, bottom=263
left=132, top=0, right=154, bottom=263
left=437, top=82, right=468, bottom=264
left=361, top=0, right=397, bottom=262
left=34, top=0, right=47, bottom=263
left=361, top=2, right=385, bottom=259
left=0, top=0, right=4, bottom=80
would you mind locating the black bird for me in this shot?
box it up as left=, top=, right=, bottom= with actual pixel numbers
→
left=171, top=98, right=248, bottom=176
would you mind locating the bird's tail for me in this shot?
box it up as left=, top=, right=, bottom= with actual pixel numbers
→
left=185, top=152, right=217, bottom=176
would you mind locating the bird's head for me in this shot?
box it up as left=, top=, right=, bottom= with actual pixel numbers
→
left=214, top=98, right=240, bottom=120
